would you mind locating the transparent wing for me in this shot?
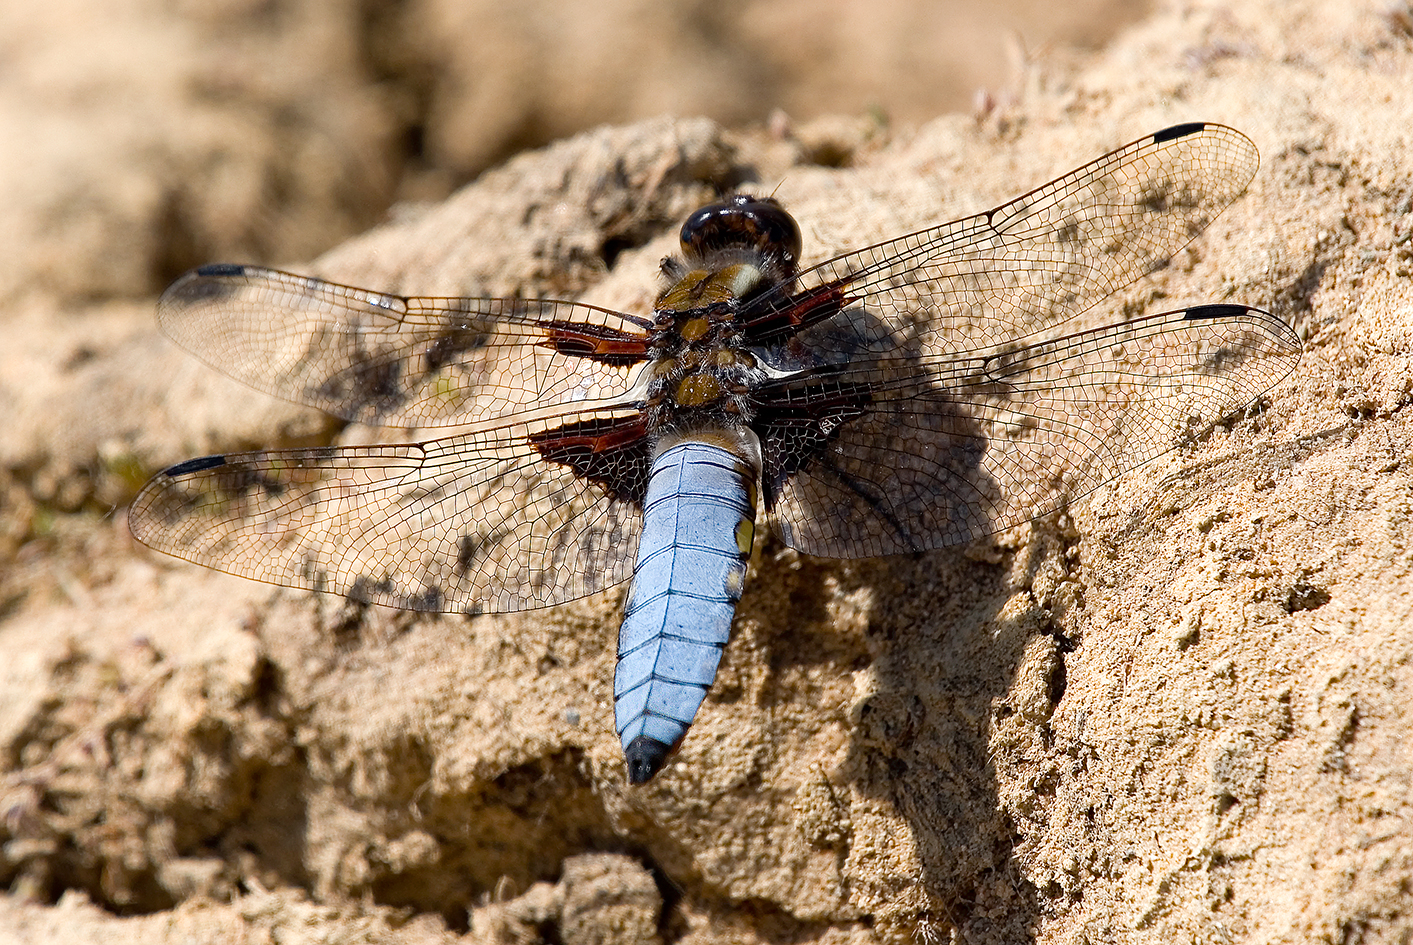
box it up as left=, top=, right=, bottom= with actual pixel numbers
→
left=157, top=265, right=652, bottom=428
left=751, top=123, right=1259, bottom=358
left=128, top=409, right=651, bottom=613
left=759, top=305, right=1301, bottom=557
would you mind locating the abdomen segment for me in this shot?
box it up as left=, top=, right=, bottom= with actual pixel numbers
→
left=615, top=437, right=758, bottom=783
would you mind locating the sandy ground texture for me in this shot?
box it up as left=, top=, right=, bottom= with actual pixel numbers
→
left=3, top=0, right=1413, bottom=942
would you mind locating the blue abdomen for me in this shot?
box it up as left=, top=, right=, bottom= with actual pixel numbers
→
left=615, top=437, right=758, bottom=783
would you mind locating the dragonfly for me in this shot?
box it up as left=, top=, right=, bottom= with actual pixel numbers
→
left=129, top=122, right=1301, bottom=784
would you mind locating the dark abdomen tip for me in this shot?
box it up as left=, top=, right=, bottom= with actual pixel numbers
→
left=625, top=735, right=672, bottom=784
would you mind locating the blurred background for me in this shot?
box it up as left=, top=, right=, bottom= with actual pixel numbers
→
left=0, top=0, right=1148, bottom=306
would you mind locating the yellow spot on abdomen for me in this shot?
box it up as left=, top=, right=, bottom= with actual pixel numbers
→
left=735, top=517, right=755, bottom=558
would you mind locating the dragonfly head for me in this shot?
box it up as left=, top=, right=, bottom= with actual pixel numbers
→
left=678, top=194, right=802, bottom=279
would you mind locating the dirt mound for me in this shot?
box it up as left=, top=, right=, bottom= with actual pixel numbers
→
left=2, top=0, right=1411, bottom=942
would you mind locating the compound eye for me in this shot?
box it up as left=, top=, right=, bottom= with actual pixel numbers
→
left=679, top=195, right=802, bottom=270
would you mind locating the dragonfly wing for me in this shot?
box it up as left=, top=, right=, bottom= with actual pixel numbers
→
left=128, top=408, right=652, bottom=613
left=750, top=123, right=1259, bottom=357
left=758, top=305, right=1301, bottom=557
left=158, top=265, right=651, bottom=428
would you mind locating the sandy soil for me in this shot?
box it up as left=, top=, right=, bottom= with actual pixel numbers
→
left=2, top=0, right=1412, bottom=942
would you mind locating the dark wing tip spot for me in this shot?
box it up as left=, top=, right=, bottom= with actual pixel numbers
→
left=161, top=265, right=248, bottom=308
left=1153, top=121, right=1208, bottom=144
left=1183, top=303, right=1253, bottom=320
left=193, top=263, right=248, bottom=277
left=162, top=455, right=228, bottom=477
left=625, top=735, right=672, bottom=784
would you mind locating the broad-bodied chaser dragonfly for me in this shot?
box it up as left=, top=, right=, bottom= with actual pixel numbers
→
left=130, top=122, right=1300, bottom=783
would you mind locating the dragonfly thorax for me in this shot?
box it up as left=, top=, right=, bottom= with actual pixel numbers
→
left=644, top=254, right=777, bottom=431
